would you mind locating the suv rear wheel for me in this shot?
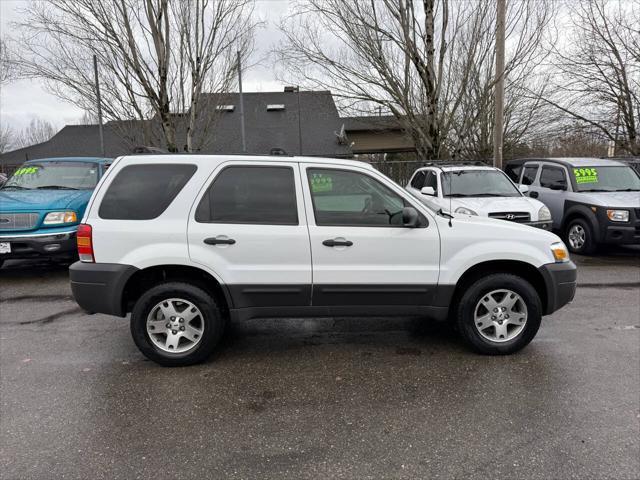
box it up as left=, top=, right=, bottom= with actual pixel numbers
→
left=130, top=282, right=225, bottom=366
left=455, top=273, right=542, bottom=355
left=565, top=218, right=596, bottom=255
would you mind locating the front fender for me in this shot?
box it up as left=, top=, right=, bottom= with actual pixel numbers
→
left=563, top=201, right=600, bottom=241
left=439, top=239, right=553, bottom=285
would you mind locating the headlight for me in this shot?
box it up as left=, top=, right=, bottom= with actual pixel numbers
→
left=43, top=211, right=78, bottom=225
left=551, top=242, right=570, bottom=263
left=538, top=206, right=551, bottom=221
left=606, top=209, right=629, bottom=222
left=455, top=207, right=477, bottom=216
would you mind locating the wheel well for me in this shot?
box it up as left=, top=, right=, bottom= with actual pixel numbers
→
left=451, top=260, right=547, bottom=315
left=121, top=265, right=230, bottom=316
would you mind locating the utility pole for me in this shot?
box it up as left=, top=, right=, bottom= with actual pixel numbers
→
left=296, top=85, right=303, bottom=155
left=93, top=55, right=105, bottom=157
left=493, top=0, right=506, bottom=169
left=237, top=51, right=247, bottom=153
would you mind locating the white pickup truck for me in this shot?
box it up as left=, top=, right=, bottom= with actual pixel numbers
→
left=69, top=155, right=576, bottom=366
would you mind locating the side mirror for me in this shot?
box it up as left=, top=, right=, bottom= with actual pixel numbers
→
left=518, top=184, right=529, bottom=194
left=402, top=207, right=420, bottom=228
left=420, top=186, right=435, bottom=196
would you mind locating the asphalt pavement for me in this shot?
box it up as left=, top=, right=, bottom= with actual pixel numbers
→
left=1, top=247, right=639, bottom=480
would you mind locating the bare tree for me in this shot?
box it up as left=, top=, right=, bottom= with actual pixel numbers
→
left=15, top=118, right=58, bottom=148
left=11, top=0, right=257, bottom=152
left=276, top=0, right=554, bottom=160
left=0, top=124, right=15, bottom=153
left=542, top=0, right=640, bottom=155
left=0, top=37, right=17, bottom=85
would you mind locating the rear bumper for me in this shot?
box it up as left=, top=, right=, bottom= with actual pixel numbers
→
left=69, top=262, right=138, bottom=317
left=539, top=261, right=577, bottom=315
left=0, top=229, right=77, bottom=261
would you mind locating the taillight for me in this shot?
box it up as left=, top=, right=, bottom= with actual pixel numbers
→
left=77, top=224, right=94, bottom=262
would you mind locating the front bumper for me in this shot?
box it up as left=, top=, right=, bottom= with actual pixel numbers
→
left=0, top=229, right=77, bottom=261
left=538, top=261, right=577, bottom=315
left=69, top=262, right=139, bottom=317
left=596, top=208, right=640, bottom=245
left=526, top=220, right=553, bottom=230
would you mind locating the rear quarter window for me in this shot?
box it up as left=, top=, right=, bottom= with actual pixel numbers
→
left=99, top=164, right=197, bottom=220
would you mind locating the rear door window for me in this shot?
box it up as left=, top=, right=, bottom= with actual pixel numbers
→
left=424, top=171, right=438, bottom=192
left=99, top=164, right=196, bottom=220
left=195, top=166, right=298, bottom=225
left=521, top=166, right=539, bottom=185
left=410, top=171, right=425, bottom=189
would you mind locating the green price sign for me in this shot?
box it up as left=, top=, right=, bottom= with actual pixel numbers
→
left=573, top=168, right=598, bottom=184
left=13, top=166, right=39, bottom=176
left=311, top=174, right=333, bottom=193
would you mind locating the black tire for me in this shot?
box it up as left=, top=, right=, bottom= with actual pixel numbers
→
left=564, top=218, right=597, bottom=255
left=455, top=273, right=542, bottom=355
left=130, top=282, right=225, bottom=367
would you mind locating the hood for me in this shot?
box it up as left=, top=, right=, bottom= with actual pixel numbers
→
left=578, top=191, right=640, bottom=208
left=451, top=212, right=560, bottom=243
left=0, top=189, right=92, bottom=213
left=450, top=196, right=541, bottom=214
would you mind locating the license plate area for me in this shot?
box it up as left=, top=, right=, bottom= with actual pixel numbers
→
left=0, top=242, right=11, bottom=254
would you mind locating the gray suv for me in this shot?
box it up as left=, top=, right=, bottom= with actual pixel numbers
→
left=516, top=158, right=640, bottom=254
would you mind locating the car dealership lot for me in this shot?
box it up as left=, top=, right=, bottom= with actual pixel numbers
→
left=1, top=249, right=639, bottom=480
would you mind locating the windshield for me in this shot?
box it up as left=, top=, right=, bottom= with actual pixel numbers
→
left=572, top=166, right=640, bottom=192
left=2, top=162, right=99, bottom=190
left=442, top=170, right=521, bottom=197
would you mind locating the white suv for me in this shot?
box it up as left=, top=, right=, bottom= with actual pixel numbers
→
left=70, top=155, right=576, bottom=366
left=406, top=165, right=553, bottom=230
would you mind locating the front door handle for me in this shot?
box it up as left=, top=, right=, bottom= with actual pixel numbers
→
left=204, top=237, right=236, bottom=245
left=529, top=191, right=539, bottom=199
left=322, top=239, right=353, bottom=247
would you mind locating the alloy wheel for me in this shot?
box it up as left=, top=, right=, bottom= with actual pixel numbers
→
left=474, top=289, right=528, bottom=343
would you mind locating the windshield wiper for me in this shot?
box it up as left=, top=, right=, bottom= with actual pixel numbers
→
left=579, top=188, right=611, bottom=192
left=444, top=193, right=471, bottom=197
left=1, top=185, right=31, bottom=190
left=612, top=188, right=640, bottom=192
left=36, top=185, right=78, bottom=190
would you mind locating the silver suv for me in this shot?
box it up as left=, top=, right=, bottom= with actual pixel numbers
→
left=516, top=158, right=640, bottom=254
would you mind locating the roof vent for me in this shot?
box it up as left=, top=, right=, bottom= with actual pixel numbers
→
left=266, top=104, right=285, bottom=111
left=216, top=105, right=235, bottom=112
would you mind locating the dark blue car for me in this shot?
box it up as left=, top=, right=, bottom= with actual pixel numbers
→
left=0, top=157, right=111, bottom=267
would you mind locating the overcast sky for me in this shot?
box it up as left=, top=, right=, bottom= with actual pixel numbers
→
left=0, top=0, right=290, bottom=133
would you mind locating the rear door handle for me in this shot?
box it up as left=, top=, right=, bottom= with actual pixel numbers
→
left=322, top=239, right=353, bottom=247
left=204, top=237, right=236, bottom=245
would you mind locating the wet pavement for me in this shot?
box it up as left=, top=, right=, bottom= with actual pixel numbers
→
left=1, top=247, right=639, bottom=479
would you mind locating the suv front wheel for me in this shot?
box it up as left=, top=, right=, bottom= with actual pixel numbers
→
left=455, top=273, right=542, bottom=355
left=130, top=282, right=225, bottom=367
left=565, top=218, right=596, bottom=255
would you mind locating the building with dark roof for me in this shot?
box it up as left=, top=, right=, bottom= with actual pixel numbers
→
left=0, top=89, right=416, bottom=171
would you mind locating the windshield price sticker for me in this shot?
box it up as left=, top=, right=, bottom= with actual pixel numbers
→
left=573, top=168, right=598, bottom=184
left=311, top=174, right=333, bottom=193
left=13, top=166, right=39, bottom=176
